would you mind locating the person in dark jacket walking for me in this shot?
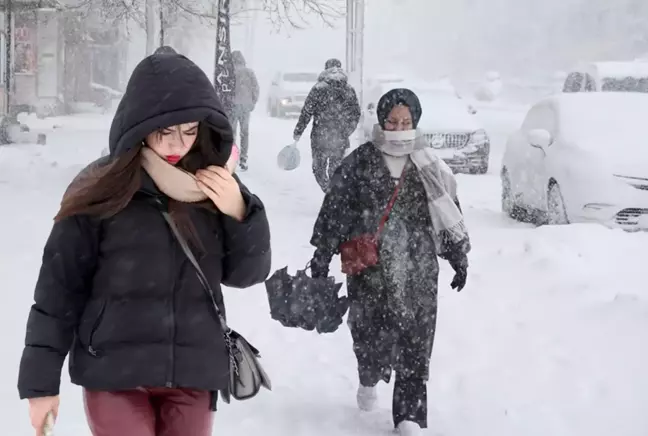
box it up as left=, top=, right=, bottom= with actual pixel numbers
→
left=18, top=49, right=271, bottom=436
left=231, top=50, right=259, bottom=171
left=293, top=58, right=361, bottom=192
left=308, top=88, right=470, bottom=435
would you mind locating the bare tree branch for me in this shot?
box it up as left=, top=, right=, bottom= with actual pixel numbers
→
left=56, top=0, right=344, bottom=30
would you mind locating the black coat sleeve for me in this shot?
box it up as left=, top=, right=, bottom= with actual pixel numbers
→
left=294, top=86, right=320, bottom=138
left=18, top=215, right=99, bottom=399
left=342, top=86, right=361, bottom=137
left=220, top=177, right=271, bottom=288
left=310, top=160, right=357, bottom=267
left=437, top=196, right=471, bottom=263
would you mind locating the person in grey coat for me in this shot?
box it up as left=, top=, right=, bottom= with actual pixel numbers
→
left=308, top=88, right=470, bottom=435
left=232, top=50, right=259, bottom=171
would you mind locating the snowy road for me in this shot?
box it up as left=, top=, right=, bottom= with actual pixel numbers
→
left=2, top=108, right=647, bottom=436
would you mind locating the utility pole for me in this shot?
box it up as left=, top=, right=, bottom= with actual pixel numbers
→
left=145, top=0, right=157, bottom=54
left=159, top=5, right=164, bottom=47
left=1, top=0, right=15, bottom=143
left=243, top=0, right=255, bottom=64
left=5, top=0, right=13, bottom=118
left=345, top=0, right=365, bottom=108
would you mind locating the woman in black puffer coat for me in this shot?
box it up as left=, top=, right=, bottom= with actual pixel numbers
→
left=18, top=48, right=271, bottom=436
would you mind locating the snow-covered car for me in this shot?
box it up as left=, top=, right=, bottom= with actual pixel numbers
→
left=501, top=92, right=648, bottom=230
left=363, top=80, right=490, bottom=174
left=267, top=71, right=319, bottom=118
left=363, top=74, right=407, bottom=108
left=474, top=71, right=503, bottom=102
left=562, top=61, right=648, bottom=93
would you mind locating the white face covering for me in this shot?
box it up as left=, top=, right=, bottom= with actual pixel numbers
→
left=372, top=124, right=425, bottom=157
left=383, top=129, right=417, bottom=142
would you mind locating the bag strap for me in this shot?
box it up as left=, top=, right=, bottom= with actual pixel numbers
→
left=376, top=161, right=409, bottom=236
left=161, top=211, right=230, bottom=334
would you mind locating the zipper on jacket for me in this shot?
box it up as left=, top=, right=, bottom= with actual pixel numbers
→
left=167, top=241, right=177, bottom=388
left=156, top=196, right=177, bottom=389
left=88, top=300, right=107, bottom=357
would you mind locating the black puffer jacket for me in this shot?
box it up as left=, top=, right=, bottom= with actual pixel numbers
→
left=293, top=67, right=361, bottom=148
left=18, top=51, right=272, bottom=399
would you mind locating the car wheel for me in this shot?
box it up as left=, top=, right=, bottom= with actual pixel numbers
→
left=502, top=169, right=528, bottom=221
left=546, top=182, right=569, bottom=225
left=473, top=159, right=489, bottom=174
left=501, top=170, right=514, bottom=215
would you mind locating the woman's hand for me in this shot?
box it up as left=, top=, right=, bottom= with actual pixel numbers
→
left=196, top=166, right=246, bottom=221
left=28, top=395, right=59, bottom=436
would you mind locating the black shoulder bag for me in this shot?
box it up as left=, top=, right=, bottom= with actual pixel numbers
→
left=161, top=211, right=272, bottom=404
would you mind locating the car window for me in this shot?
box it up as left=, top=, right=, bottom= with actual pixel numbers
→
left=584, top=74, right=596, bottom=91
left=563, top=72, right=584, bottom=92
left=601, top=76, right=648, bottom=92
left=282, top=73, right=319, bottom=82
left=521, top=103, right=557, bottom=135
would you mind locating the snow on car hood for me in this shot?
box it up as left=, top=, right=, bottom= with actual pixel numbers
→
left=416, top=93, right=482, bottom=133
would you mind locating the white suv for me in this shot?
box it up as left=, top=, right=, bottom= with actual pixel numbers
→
left=267, top=71, right=319, bottom=118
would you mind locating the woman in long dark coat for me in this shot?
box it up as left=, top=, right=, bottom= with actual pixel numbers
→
left=309, top=88, right=471, bottom=435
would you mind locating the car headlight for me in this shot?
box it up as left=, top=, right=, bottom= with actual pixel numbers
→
left=280, top=98, right=290, bottom=105
left=468, top=129, right=488, bottom=145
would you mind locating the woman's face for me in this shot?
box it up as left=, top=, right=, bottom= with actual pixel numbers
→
left=146, top=122, right=199, bottom=165
left=384, top=105, right=413, bottom=131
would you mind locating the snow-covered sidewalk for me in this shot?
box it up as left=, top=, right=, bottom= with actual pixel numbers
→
left=1, top=111, right=647, bottom=436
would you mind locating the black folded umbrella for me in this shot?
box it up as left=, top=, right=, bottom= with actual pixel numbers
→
left=264, top=265, right=348, bottom=334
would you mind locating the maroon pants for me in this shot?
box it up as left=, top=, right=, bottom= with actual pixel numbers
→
left=84, top=388, right=213, bottom=436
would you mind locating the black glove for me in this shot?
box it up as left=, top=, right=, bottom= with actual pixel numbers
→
left=448, top=255, right=468, bottom=292
left=309, top=255, right=330, bottom=279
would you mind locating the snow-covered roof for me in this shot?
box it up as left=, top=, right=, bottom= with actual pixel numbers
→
left=549, top=91, right=648, bottom=114
left=588, top=61, right=648, bottom=79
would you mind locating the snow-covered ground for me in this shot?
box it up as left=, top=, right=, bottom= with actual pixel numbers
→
left=2, top=105, right=647, bottom=436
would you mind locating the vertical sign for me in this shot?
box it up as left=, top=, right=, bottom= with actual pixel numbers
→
left=213, top=0, right=235, bottom=118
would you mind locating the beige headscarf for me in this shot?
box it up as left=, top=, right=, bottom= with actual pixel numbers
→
left=140, top=147, right=209, bottom=203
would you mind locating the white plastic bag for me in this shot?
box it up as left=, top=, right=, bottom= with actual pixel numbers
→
left=277, top=143, right=300, bottom=171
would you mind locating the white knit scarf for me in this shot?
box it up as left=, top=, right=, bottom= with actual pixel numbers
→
left=409, top=148, right=468, bottom=249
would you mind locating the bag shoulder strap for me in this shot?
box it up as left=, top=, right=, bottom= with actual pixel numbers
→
left=376, top=160, right=409, bottom=236
left=161, top=211, right=230, bottom=333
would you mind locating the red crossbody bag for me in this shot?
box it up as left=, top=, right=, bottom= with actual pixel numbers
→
left=339, top=165, right=408, bottom=275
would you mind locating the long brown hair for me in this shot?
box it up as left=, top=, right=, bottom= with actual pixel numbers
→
left=54, top=123, right=225, bottom=250
left=55, top=145, right=142, bottom=222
